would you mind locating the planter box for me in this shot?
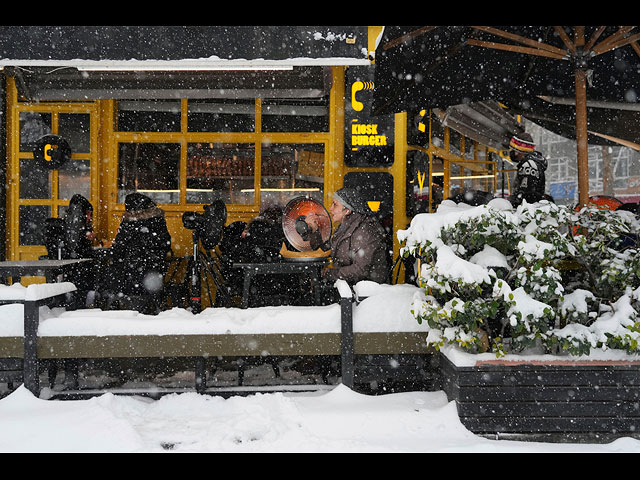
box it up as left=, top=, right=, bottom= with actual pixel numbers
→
left=440, top=350, right=640, bottom=441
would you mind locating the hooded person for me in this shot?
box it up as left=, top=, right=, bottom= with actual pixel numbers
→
left=107, top=193, right=172, bottom=311
left=63, top=194, right=95, bottom=260
left=509, top=133, right=549, bottom=207
left=307, top=187, right=389, bottom=286
left=61, top=194, right=97, bottom=308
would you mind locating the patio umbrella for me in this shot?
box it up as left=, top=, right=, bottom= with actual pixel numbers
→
left=372, top=26, right=640, bottom=207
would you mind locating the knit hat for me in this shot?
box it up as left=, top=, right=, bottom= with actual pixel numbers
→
left=333, top=187, right=367, bottom=215
left=509, top=133, right=535, bottom=153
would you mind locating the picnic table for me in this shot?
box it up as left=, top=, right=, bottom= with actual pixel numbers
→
left=0, top=259, right=91, bottom=283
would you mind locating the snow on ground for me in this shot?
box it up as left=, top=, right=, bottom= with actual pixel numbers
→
left=1, top=280, right=639, bottom=452
left=2, top=216, right=640, bottom=451
left=1, top=383, right=639, bottom=453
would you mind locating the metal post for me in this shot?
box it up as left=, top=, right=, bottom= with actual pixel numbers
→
left=195, top=357, right=206, bottom=394
left=23, top=301, right=40, bottom=395
left=340, top=297, right=354, bottom=388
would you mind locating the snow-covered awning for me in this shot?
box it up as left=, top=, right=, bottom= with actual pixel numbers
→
left=0, top=26, right=371, bottom=100
left=0, top=26, right=370, bottom=68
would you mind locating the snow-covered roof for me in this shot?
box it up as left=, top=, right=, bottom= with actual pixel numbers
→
left=0, top=26, right=371, bottom=69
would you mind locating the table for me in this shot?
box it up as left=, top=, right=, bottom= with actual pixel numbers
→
left=232, top=259, right=328, bottom=308
left=0, top=259, right=92, bottom=283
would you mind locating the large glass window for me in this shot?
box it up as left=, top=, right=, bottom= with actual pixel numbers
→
left=187, top=99, right=255, bottom=132
left=19, top=112, right=51, bottom=150
left=16, top=110, right=95, bottom=255
left=59, top=159, right=91, bottom=200
left=19, top=205, right=50, bottom=246
left=117, top=100, right=181, bottom=132
left=186, top=143, right=255, bottom=204
left=59, top=113, right=91, bottom=152
left=19, top=158, right=50, bottom=199
left=117, top=143, right=181, bottom=204
left=260, top=144, right=324, bottom=208
left=262, top=98, right=329, bottom=132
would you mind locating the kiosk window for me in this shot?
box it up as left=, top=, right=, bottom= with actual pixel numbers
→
left=262, top=98, right=329, bottom=133
left=187, top=99, right=255, bottom=132
left=117, top=100, right=181, bottom=132
left=260, top=144, right=324, bottom=208
left=19, top=112, right=51, bottom=151
left=19, top=205, right=50, bottom=246
left=186, top=143, right=255, bottom=205
left=117, top=143, right=180, bottom=204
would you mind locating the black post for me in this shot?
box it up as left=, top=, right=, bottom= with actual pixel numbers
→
left=195, top=357, right=206, bottom=394
left=340, top=297, right=354, bottom=388
left=190, top=233, right=202, bottom=313
left=23, top=300, right=40, bottom=395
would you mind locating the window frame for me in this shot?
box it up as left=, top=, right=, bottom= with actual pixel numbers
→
left=110, top=98, right=332, bottom=217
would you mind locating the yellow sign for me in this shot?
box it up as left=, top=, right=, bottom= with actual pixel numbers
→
left=367, top=200, right=381, bottom=212
left=44, top=144, right=54, bottom=162
left=351, top=80, right=374, bottom=112
left=417, top=171, right=426, bottom=194
left=351, top=120, right=388, bottom=149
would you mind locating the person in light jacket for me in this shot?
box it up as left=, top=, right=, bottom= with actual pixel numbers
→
left=307, top=187, right=389, bottom=285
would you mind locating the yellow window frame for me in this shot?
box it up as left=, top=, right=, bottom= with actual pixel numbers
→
left=6, top=78, right=100, bottom=260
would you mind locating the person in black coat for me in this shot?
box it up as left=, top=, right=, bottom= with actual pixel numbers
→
left=107, top=193, right=172, bottom=312
left=61, top=194, right=97, bottom=308
left=509, top=133, right=549, bottom=207
left=63, top=194, right=95, bottom=260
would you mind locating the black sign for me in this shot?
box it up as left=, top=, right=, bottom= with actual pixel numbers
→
left=33, top=135, right=71, bottom=170
left=345, top=65, right=394, bottom=167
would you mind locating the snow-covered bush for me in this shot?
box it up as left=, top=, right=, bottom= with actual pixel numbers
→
left=400, top=199, right=640, bottom=357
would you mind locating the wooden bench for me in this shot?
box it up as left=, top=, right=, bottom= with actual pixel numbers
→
left=0, top=282, right=77, bottom=395
left=0, top=281, right=433, bottom=398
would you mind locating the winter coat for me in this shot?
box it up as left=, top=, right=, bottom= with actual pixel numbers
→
left=511, top=151, right=548, bottom=206
left=312, top=211, right=389, bottom=284
left=61, top=194, right=95, bottom=296
left=110, top=195, right=172, bottom=296
left=63, top=194, right=94, bottom=260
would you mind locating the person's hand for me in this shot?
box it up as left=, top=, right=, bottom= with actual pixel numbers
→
left=306, top=214, right=320, bottom=231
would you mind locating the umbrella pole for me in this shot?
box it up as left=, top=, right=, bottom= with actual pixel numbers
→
left=575, top=68, right=589, bottom=208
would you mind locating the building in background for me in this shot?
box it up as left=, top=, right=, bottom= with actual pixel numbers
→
left=528, top=120, right=640, bottom=206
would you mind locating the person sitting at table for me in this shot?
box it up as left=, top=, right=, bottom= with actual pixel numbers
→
left=104, top=193, right=172, bottom=314
left=219, top=203, right=300, bottom=306
left=60, top=194, right=99, bottom=309
left=306, top=187, right=389, bottom=286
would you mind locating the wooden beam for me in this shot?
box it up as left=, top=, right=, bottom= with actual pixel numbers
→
left=592, top=31, right=640, bottom=55
left=584, top=26, right=606, bottom=51
left=554, top=26, right=576, bottom=53
left=383, top=26, right=437, bottom=50
left=591, top=26, right=636, bottom=54
left=471, top=26, right=567, bottom=57
left=574, top=26, right=585, bottom=47
left=575, top=68, right=590, bottom=209
left=465, top=39, right=567, bottom=60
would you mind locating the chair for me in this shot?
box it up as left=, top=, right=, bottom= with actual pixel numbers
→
left=41, top=218, right=65, bottom=260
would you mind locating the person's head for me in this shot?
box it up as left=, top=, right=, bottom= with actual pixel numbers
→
left=509, top=133, right=535, bottom=163
left=124, top=192, right=156, bottom=213
left=68, top=194, right=93, bottom=226
left=331, top=187, right=365, bottom=222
